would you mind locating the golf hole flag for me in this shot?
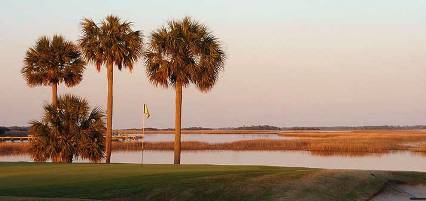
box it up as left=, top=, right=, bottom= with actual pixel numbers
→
left=143, top=104, right=150, bottom=118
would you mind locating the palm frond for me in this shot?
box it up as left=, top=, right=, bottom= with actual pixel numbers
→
left=79, top=15, right=143, bottom=72
left=144, top=16, right=225, bottom=91
left=22, top=35, right=86, bottom=88
left=29, top=94, right=105, bottom=163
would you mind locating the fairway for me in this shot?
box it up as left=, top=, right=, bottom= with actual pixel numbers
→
left=1, top=163, right=426, bottom=201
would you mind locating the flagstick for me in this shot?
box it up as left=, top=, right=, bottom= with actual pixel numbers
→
left=141, top=113, right=145, bottom=165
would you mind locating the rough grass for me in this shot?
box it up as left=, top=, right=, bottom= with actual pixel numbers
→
left=0, top=163, right=426, bottom=201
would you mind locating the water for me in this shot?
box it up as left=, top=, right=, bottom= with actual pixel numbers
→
left=137, top=133, right=288, bottom=143
left=3, top=134, right=426, bottom=172
left=2, top=150, right=426, bottom=172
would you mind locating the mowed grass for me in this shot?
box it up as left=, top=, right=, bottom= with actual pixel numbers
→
left=1, top=163, right=426, bottom=201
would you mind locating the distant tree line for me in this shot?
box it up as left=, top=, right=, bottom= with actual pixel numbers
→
left=284, top=127, right=321, bottom=131
left=231, top=125, right=281, bottom=130
left=282, top=125, right=426, bottom=131
left=0, top=126, right=28, bottom=136
left=0, top=127, right=9, bottom=135
left=3, top=125, right=426, bottom=137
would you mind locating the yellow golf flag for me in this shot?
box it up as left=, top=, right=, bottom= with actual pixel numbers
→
left=143, top=104, right=150, bottom=118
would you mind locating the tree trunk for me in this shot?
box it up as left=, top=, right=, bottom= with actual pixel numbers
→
left=52, top=155, right=61, bottom=163
left=64, top=153, right=73, bottom=163
left=174, top=82, right=183, bottom=164
left=51, top=83, right=58, bottom=106
left=105, top=63, right=113, bottom=163
left=51, top=83, right=60, bottom=162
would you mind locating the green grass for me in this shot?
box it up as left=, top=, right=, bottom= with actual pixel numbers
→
left=0, top=163, right=426, bottom=201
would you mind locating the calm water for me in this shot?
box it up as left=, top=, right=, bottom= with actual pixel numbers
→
left=137, top=133, right=288, bottom=143
left=2, top=150, right=426, bottom=172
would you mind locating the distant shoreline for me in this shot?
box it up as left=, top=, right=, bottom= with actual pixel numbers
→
left=3, top=125, right=426, bottom=137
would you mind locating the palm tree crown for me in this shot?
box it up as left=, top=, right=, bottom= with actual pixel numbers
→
left=30, top=94, right=105, bottom=163
left=79, top=15, right=143, bottom=71
left=22, top=35, right=86, bottom=87
left=145, top=16, right=225, bottom=91
left=79, top=15, right=143, bottom=163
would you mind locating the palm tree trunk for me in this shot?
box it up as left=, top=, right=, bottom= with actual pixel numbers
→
left=105, top=62, right=113, bottom=163
left=51, top=83, right=58, bottom=106
left=51, top=83, right=60, bottom=162
left=174, top=82, right=183, bottom=164
left=64, top=153, right=73, bottom=163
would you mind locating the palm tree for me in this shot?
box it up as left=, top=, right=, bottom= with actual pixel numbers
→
left=79, top=15, right=143, bottom=163
left=30, top=94, right=105, bottom=163
left=145, top=17, right=225, bottom=164
left=22, top=35, right=86, bottom=106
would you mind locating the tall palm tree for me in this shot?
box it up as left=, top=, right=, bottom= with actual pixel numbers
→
left=30, top=94, right=105, bottom=163
left=22, top=35, right=86, bottom=106
left=145, top=17, right=225, bottom=164
left=79, top=15, right=143, bottom=163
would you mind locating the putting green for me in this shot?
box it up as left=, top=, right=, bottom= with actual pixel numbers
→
left=1, top=163, right=426, bottom=201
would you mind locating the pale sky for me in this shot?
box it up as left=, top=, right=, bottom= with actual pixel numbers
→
left=1, top=0, right=426, bottom=128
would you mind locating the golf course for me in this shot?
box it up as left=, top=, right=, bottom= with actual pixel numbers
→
left=1, top=163, right=426, bottom=201
left=2, top=1, right=426, bottom=200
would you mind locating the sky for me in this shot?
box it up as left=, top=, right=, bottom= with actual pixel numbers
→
left=0, top=0, right=425, bottom=129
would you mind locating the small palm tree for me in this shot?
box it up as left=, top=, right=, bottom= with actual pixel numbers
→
left=30, top=94, right=105, bottom=163
left=22, top=35, right=86, bottom=105
left=79, top=15, right=143, bottom=163
left=145, top=17, right=225, bottom=164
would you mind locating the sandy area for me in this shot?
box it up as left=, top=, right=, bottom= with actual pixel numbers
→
left=370, top=184, right=426, bottom=201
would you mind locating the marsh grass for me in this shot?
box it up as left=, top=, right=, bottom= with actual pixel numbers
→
left=111, top=140, right=307, bottom=151
left=2, top=130, right=426, bottom=156
left=112, top=130, right=426, bottom=156
left=0, top=142, right=30, bottom=156
left=282, top=130, right=426, bottom=155
left=413, top=143, right=426, bottom=154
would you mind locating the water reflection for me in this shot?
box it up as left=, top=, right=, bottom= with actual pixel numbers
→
left=2, top=150, right=426, bottom=172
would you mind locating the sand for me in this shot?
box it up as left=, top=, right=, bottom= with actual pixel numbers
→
left=370, top=184, right=426, bottom=201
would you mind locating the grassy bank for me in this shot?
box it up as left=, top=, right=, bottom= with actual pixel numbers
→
left=1, top=163, right=426, bottom=201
